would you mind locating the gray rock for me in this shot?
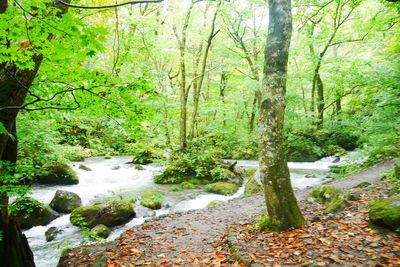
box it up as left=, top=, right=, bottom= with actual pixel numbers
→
left=70, top=200, right=135, bottom=228
left=50, top=190, right=82, bottom=213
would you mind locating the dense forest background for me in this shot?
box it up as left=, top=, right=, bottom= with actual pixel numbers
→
left=1, top=0, right=399, bottom=266
left=4, top=0, right=397, bottom=179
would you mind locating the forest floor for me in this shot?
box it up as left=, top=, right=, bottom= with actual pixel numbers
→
left=58, top=159, right=399, bottom=267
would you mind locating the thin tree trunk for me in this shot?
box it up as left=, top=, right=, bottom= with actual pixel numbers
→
left=259, top=0, right=304, bottom=230
left=188, top=0, right=221, bottom=142
left=249, top=94, right=257, bottom=132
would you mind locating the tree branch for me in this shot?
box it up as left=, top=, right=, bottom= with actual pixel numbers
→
left=57, top=0, right=164, bottom=10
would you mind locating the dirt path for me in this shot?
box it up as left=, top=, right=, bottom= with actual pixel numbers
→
left=58, top=159, right=397, bottom=266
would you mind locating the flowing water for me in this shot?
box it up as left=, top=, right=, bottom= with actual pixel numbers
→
left=24, top=156, right=339, bottom=267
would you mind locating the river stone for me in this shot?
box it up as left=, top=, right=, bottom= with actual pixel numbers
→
left=135, top=205, right=156, bottom=218
left=45, top=226, right=62, bottom=242
left=140, top=191, right=163, bottom=210
left=78, top=164, right=92, bottom=171
left=70, top=200, right=135, bottom=228
left=10, top=197, right=59, bottom=229
left=50, top=190, right=82, bottom=213
left=37, top=162, right=79, bottom=185
left=91, top=224, right=111, bottom=238
left=369, top=197, right=400, bottom=230
left=244, top=175, right=263, bottom=196
left=205, top=182, right=239, bottom=195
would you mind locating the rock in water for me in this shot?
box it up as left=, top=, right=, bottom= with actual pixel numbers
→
left=91, top=224, right=111, bottom=238
left=10, top=197, right=59, bottom=229
left=50, top=190, right=82, bottom=213
left=140, top=191, right=163, bottom=210
left=369, top=197, right=400, bottom=230
left=37, top=162, right=79, bottom=185
left=45, top=227, right=62, bottom=242
left=70, top=200, right=135, bottom=228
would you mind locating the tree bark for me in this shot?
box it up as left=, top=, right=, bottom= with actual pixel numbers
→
left=259, top=0, right=304, bottom=230
left=0, top=1, right=70, bottom=265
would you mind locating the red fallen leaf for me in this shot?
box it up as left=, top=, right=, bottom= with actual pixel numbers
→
left=215, top=252, right=226, bottom=261
left=125, top=229, right=134, bottom=236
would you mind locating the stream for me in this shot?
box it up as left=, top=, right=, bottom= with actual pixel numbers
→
left=24, top=156, right=339, bottom=267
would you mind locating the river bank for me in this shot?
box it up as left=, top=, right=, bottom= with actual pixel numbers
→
left=57, top=159, right=397, bottom=266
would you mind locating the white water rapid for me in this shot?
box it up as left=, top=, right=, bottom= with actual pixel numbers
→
left=23, top=155, right=339, bottom=267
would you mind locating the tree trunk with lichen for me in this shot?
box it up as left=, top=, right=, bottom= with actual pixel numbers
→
left=0, top=1, right=70, bottom=265
left=259, top=0, right=304, bottom=230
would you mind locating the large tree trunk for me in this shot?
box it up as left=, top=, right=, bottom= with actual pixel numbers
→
left=0, top=1, right=70, bottom=265
left=259, top=0, right=304, bottom=230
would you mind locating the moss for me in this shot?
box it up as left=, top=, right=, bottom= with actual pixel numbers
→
left=37, top=162, right=79, bottom=185
left=369, top=197, right=400, bottom=230
left=79, top=164, right=92, bottom=171
left=244, top=168, right=257, bottom=178
left=180, top=181, right=196, bottom=189
left=244, top=176, right=262, bottom=196
left=91, top=224, right=111, bottom=238
left=140, top=191, right=163, bottom=210
left=324, top=198, right=348, bottom=214
left=131, top=143, right=164, bottom=164
left=10, top=197, right=59, bottom=229
left=207, top=200, right=223, bottom=207
left=70, top=200, right=135, bottom=228
left=354, top=182, right=371, bottom=188
left=205, top=182, right=238, bottom=195
left=309, top=185, right=344, bottom=203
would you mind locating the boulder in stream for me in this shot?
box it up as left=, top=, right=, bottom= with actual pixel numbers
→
left=205, top=182, right=239, bottom=195
left=45, top=226, right=62, bottom=242
left=50, top=190, right=82, bottom=213
left=91, top=224, right=111, bottom=238
left=140, top=191, right=163, bottom=210
left=70, top=200, right=135, bottom=228
left=37, top=162, right=79, bottom=185
left=135, top=205, right=156, bottom=217
left=10, top=197, right=59, bottom=229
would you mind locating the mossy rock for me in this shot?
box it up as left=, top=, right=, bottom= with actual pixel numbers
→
left=50, top=190, right=82, bottom=213
left=207, top=200, right=223, bottom=207
left=10, top=197, right=59, bottom=229
left=70, top=200, right=135, bottom=228
left=140, top=191, right=163, bottom=210
left=324, top=198, right=349, bottom=214
left=244, top=175, right=263, bottom=196
left=369, top=197, right=400, bottom=230
left=45, top=226, right=61, bottom=242
left=37, top=162, right=78, bottom=185
left=309, top=185, right=344, bottom=203
left=325, top=145, right=347, bottom=157
left=134, top=164, right=144, bottom=171
left=180, top=181, right=196, bottom=189
left=354, top=182, right=371, bottom=189
left=79, top=164, right=92, bottom=171
left=244, top=168, right=257, bottom=178
left=205, top=182, right=238, bottom=195
left=91, top=224, right=111, bottom=238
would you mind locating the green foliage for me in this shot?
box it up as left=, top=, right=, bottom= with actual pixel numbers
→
left=249, top=215, right=280, bottom=233
left=0, top=161, right=30, bottom=197
left=207, top=200, right=223, bottom=207
left=131, top=142, right=164, bottom=164
left=382, top=160, right=400, bottom=193
left=154, top=145, right=232, bottom=184
left=9, top=197, right=42, bottom=219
